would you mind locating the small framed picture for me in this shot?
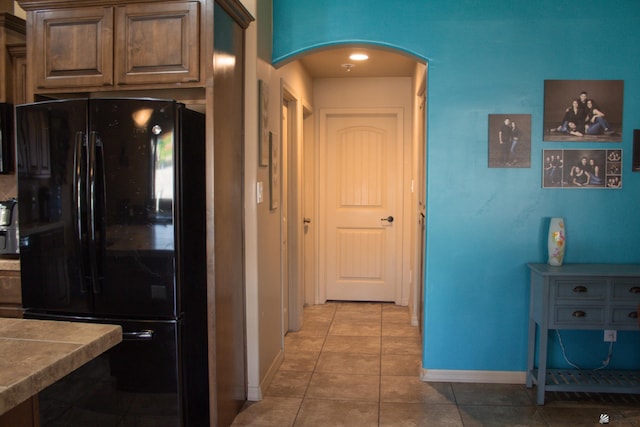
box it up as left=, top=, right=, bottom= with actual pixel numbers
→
left=633, top=129, right=640, bottom=171
left=259, top=79, right=270, bottom=167
left=269, top=132, right=280, bottom=210
left=488, top=114, right=531, bottom=168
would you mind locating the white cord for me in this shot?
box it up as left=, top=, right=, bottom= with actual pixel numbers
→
left=555, top=330, right=614, bottom=370
left=555, top=330, right=582, bottom=369
left=594, top=341, right=614, bottom=371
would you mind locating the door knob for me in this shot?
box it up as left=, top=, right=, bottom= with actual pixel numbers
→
left=381, top=216, right=394, bottom=223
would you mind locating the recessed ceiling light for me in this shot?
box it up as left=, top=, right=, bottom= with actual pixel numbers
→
left=349, top=53, right=369, bottom=61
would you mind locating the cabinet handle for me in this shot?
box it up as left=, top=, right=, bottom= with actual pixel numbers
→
left=572, top=310, right=586, bottom=318
left=123, top=330, right=154, bottom=341
left=629, top=286, right=640, bottom=294
left=629, top=311, right=638, bottom=319
left=573, top=286, right=587, bottom=293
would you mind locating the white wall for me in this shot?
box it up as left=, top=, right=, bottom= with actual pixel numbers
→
left=12, top=1, right=25, bottom=18
left=241, top=0, right=262, bottom=401
left=243, top=0, right=315, bottom=400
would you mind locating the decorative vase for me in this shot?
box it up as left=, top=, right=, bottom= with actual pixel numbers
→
left=547, top=217, right=566, bottom=266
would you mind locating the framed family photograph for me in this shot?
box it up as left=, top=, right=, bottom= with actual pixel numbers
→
left=488, top=114, right=531, bottom=168
left=542, top=149, right=622, bottom=189
left=259, top=79, right=270, bottom=166
left=543, top=80, right=623, bottom=142
left=633, top=129, right=640, bottom=172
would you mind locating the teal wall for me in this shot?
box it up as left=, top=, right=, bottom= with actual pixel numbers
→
left=273, top=0, right=640, bottom=372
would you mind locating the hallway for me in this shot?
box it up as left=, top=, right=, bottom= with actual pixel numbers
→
left=231, top=302, right=640, bottom=426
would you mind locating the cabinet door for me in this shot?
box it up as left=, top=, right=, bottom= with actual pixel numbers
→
left=33, top=6, right=114, bottom=89
left=9, top=44, right=27, bottom=105
left=115, top=2, right=200, bottom=86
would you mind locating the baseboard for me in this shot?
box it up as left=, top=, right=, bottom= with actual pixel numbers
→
left=420, top=368, right=526, bottom=384
left=246, top=385, right=262, bottom=401
left=247, top=349, right=284, bottom=401
left=410, top=314, right=419, bottom=327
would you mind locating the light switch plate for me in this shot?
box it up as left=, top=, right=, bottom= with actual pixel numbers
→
left=257, top=181, right=263, bottom=203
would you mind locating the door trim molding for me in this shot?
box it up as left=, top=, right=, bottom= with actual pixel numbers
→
left=281, top=80, right=304, bottom=332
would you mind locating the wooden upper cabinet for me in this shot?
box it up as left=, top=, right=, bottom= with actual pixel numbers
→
left=115, top=2, right=200, bottom=85
left=27, top=1, right=201, bottom=92
left=34, top=6, right=113, bottom=89
left=8, top=44, right=27, bottom=105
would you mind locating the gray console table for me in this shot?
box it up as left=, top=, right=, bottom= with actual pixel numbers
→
left=527, top=263, right=640, bottom=404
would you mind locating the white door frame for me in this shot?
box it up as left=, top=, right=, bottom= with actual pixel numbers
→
left=316, top=107, right=408, bottom=304
left=281, top=100, right=290, bottom=333
left=281, top=81, right=304, bottom=331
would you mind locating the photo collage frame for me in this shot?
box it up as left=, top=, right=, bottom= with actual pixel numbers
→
left=542, top=149, right=622, bottom=188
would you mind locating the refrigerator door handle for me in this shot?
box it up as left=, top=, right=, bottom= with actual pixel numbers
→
left=123, top=330, right=155, bottom=341
left=87, top=131, right=100, bottom=294
left=73, top=131, right=89, bottom=293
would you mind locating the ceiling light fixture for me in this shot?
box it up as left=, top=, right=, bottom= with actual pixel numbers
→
left=341, top=63, right=355, bottom=72
left=349, top=53, right=369, bottom=61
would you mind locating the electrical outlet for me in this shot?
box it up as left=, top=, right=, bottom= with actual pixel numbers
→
left=604, top=330, right=617, bottom=342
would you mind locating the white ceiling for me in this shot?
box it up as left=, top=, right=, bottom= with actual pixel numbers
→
left=297, top=46, right=421, bottom=78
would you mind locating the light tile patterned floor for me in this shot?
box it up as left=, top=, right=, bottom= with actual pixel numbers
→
left=232, top=302, right=640, bottom=426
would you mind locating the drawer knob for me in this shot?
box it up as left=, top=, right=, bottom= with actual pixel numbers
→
left=573, top=286, right=587, bottom=293
left=629, top=311, right=638, bottom=319
left=629, top=286, right=640, bottom=294
left=572, top=310, right=586, bottom=318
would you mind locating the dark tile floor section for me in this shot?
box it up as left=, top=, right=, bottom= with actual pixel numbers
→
left=232, top=302, right=640, bottom=426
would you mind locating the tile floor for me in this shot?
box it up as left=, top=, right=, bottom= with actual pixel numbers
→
left=231, top=302, right=640, bottom=426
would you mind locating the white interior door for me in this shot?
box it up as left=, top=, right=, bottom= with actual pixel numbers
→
left=320, top=109, right=403, bottom=301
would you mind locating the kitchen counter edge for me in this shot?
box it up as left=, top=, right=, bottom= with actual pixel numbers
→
left=0, top=318, right=122, bottom=415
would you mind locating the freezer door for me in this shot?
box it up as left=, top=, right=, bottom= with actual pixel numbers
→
left=17, top=99, right=93, bottom=314
left=89, top=99, right=179, bottom=318
left=34, top=316, right=188, bottom=425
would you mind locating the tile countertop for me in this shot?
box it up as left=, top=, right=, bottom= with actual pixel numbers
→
left=0, top=318, right=122, bottom=415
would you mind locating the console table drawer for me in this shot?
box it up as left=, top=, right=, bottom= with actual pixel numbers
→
left=553, top=280, right=606, bottom=300
left=612, top=280, right=640, bottom=301
left=611, top=306, right=640, bottom=327
left=552, top=306, right=604, bottom=327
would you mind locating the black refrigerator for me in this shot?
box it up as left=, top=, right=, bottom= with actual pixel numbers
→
left=0, top=102, right=13, bottom=174
left=16, top=98, right=208, bottom=426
